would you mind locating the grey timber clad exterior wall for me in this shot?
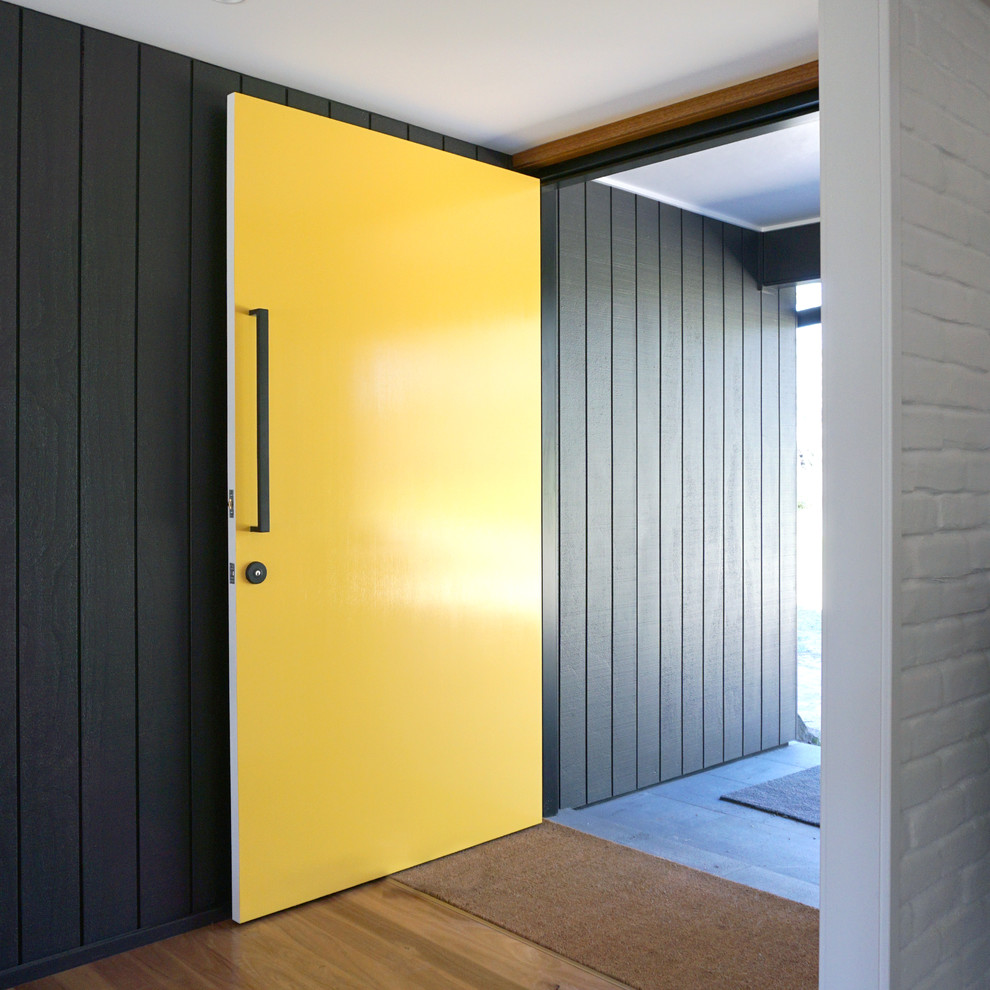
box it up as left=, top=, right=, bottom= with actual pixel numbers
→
left=550, top=180, right=798, bottom=811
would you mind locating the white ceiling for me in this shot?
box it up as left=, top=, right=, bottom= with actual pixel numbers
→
left=15, top=0, right=817, bottom=153
left=597, top=113, right=820, bottom=231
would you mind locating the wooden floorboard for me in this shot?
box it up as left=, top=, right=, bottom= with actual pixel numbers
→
left=17, top=880, right=630, bottom=990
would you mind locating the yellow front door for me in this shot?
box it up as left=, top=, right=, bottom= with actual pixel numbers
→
left=227, top=94, right=542, bottom=923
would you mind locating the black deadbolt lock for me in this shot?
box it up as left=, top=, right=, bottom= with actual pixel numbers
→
left=246, top=561, right=267, bottom=584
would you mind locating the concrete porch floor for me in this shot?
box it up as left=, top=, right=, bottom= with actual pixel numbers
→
left=549, top=741, right=822, bottom=908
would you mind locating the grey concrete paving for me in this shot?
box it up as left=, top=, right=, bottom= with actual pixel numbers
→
left=550, top=742, right=821, bottom=908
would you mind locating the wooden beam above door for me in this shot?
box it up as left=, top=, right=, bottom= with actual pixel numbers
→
left=512, top=60, right=819, bottom=172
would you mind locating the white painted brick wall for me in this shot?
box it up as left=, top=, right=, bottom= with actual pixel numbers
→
left=898, top=2, right=990, bottom=985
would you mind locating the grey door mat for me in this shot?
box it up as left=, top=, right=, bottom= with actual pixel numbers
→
left=720, top=765, right=821, bottom=826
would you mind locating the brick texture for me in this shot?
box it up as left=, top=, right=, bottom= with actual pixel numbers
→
left=898, top=1, right=990, bottom=985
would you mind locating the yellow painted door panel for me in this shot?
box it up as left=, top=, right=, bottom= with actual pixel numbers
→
left=227, top=94, right=542, bottom=923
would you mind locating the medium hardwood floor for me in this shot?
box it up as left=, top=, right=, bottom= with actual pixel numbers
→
left=17, top=880, right=629, bottom=990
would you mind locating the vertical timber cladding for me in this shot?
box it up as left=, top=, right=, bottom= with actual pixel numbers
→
left=555, top=180, right=798, bottom=810
left=0, top=3, right=19, bottom=970
left=18, top=10, right=81, bottom=961
left=0, top=0, right=513, bottom=981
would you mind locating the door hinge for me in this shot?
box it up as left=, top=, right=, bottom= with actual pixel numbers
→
left=228, top=489, right=235, bottom=518
left=229, top=562, right=236, bottom=585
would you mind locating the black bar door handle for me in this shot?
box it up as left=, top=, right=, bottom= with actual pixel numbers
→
left=250, top=308, right=270, bottom=533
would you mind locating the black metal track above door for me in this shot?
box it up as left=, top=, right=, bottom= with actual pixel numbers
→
left=531, top=90, right=819, bottom=186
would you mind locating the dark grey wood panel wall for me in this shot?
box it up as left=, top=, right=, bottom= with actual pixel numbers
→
left=553, top=181, right=797, bottom=811
left=0, top=4, right=510, bottom=985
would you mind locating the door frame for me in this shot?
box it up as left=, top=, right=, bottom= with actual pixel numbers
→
left=536, top=88, right=820, bottom=818
left=818, top=1, right=898, bottom=984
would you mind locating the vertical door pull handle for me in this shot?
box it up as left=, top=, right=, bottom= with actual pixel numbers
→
left=250, top=308, right=270, bottom=533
